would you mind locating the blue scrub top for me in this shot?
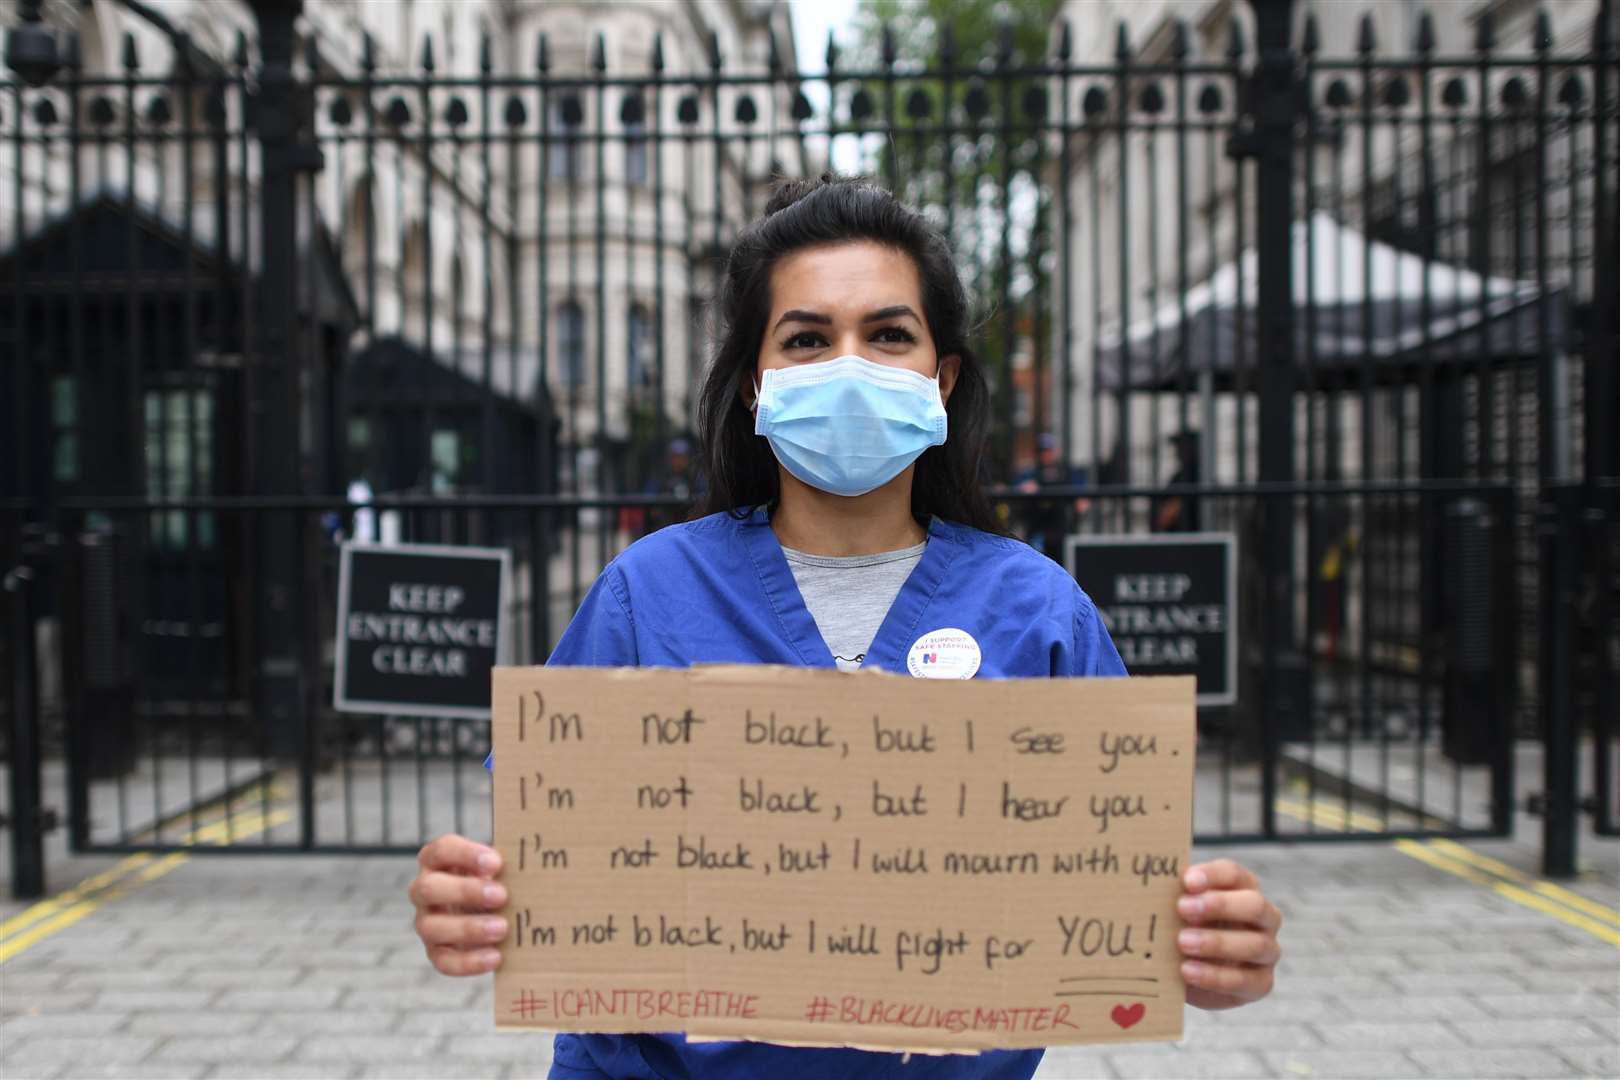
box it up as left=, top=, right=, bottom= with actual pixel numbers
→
left=503, top=507, right=1128, bottom=1080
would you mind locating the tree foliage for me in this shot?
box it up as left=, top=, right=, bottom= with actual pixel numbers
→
left=840, top=0, right=1066, bottom=472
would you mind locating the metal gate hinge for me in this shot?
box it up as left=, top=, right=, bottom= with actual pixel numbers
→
left=0, top=807, right=60, bottom=835
left=1524, top=792, right=1603, bottom=817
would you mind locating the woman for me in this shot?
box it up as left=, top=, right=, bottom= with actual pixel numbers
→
left=409, top=175, right=1281, bottom=1079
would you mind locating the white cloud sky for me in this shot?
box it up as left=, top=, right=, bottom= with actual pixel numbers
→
left=788, top=0, right=860, bottom=75
left=787, top=0, right=865, bottom=173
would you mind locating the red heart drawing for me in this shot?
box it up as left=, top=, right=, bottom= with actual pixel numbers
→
left=1110, top=1003, right=1146, bottom=1029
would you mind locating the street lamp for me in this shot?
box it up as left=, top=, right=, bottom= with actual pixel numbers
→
left=5, top=0, right=76, bottom=88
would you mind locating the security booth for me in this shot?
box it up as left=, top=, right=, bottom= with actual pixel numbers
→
left=342, top=335, right=561, bottom=547
left=0, top=192, right=357, bottom=762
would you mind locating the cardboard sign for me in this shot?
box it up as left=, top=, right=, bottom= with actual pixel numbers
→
left=334, top=542, right=510, bottom=718
left=1066, top=533, right=1237, bottom=707
left=491, top=665, right=1195, bottom=1053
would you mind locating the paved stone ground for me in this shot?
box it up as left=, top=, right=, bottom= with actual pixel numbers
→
left=3, top=737, right=1617, bottom=1080
left=1, top=826, right=1615, bottom=1080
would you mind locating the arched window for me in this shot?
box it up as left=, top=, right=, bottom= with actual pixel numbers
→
left=627, top=303, right=654, bottom=390
left=450, top=250, right=467, bottom=322
left=624, top=109, right=648, bottom=187
left=559, top=300, right=586, bottom=388
left=548, top=97, right=581, bottom=181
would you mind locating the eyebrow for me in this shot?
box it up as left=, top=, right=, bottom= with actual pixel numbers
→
left=773, top=305, right=921, bottom=331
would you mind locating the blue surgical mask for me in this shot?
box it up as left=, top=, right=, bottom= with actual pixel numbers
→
left=753, top=354, right=948, bottom=497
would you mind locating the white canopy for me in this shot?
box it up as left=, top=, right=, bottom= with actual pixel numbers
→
left=1097, top=212, right=1567, bottom=391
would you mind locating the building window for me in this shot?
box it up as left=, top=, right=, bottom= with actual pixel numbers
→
left=549, top=97, right=581, bottom=181
left=1014, top=386, right=1033, bottom=428
left=347, top=415, right=374, bottom=477
left=628, top=302, right=654, bottom=390
left=51, top=375, right=79, bottom=484
left=430, top=428, right=461, bottom=494
left=625, top=117, right=648, bottom=186
left=559, top=300, right=586, bottom=388
left=143, top=386, right=215, bottom=548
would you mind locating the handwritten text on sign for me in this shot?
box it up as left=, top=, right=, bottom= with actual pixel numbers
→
left=491, top=666, right=1196, bottom=1053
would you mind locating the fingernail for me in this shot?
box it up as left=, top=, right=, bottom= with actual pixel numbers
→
left=478, top=853, right=500, bottom=875
left=483, top=883, right=506, bottom=906
left=1178, top=930, right=1203, bottom=951
left=1185, top=868, right=1208, bottom=890
left=483, top=917, right=507, bottom=940
left=478, top=949, right=502, bottom=970
left=1178, top=896, right=1205, bottom=918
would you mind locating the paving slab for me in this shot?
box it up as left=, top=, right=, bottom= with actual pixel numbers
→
left=0, top=765, right=1614, bottom=1080
left=1104, top=1049, right=1269, bottom=1078
left=1259, top=1049, right=1418, bottom=1078
left=1558, top=1044, right=1620, bottom=1078
left=1407, top=1046, right=1588, bottom=1078
left=203, top=1065, right=363, bottom=1080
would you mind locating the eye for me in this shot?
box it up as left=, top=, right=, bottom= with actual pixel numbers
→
left=782, top=331, right=827, bottom=350
left=873, top=326, right=917, bottom=344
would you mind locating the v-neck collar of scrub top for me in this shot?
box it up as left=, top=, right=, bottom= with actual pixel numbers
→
left=737, top=504, right=961, bottom=673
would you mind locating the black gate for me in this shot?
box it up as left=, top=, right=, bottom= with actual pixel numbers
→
left=3, top=0, right=1616, bottom=895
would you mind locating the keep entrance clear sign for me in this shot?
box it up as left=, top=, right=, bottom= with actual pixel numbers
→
left=1065, top=533, right=1236, bottom=707
left=335, top=541, right=510, bottom=718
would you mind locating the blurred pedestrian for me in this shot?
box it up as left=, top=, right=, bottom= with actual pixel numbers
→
left=1152, top=430, right=1202, bottom=533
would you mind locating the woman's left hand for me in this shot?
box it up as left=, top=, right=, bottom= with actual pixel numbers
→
left=1177, top=859, right=1282, bottom=1010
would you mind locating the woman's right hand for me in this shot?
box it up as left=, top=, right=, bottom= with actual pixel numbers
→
left=410, top=833, right=508, bottom=976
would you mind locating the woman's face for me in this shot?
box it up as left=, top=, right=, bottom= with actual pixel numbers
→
left=750, top=240, right=960, bottom=402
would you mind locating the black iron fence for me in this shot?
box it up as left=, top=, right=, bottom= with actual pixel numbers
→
left=2, top=0, right=1617, bottom=896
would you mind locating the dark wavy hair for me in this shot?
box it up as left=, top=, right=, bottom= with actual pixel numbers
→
left=695, top=173, right=1001, bottom=533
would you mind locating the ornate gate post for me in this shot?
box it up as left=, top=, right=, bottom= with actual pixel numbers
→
left=246, top=0, right=319, bottom=828
left=1246, top=0, right=1302, bottom=831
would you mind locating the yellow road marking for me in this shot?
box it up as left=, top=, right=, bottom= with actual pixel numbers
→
left=0, top=855, right=154, bottom=940
left=1396, top=840, right=1620, bottom=947
left=0, top=807, right=290, bottom=965
left=1425, top=837, right=1620, bottom=928
left=0, top=900, right=102, bottom=964
left=1, top=776, right=289, bottom=942
left=1272, top=797, right=1620, bottom=949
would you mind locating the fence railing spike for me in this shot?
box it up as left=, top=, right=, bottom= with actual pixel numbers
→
left=1357, top=13, right=1377, bottom=56
left=1534, top=8, right=1553, bottom=52
left=536, top=33, right=549, bottom=73
left=1115, top=21, right=1132, bottom=62
left=1475, top=9, right=1495, bottom=51
left=122, top=31, right=139, bottom=73
left=479, top=32, right=492, bottom=75
left=652, top=32, right=664, bottom=72
left=1415, top=10, right=1435, bottom=55
left=1172, top=18, right=1190, bottom=60
left=1057, top=20, right=1072, bottom=62
left=421, top=33, right=435, bottom=73
left=1225, top=19, right=1244, bottom=61
left=1301, top=12, right=1319, bottom=56
left=592, top=32, right=606, bottom=73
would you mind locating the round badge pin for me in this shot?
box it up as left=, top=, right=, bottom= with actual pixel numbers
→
left=906, top=627, right=982, bottom=679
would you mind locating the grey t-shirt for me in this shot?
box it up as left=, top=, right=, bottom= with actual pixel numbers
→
left=781, top=540, right=927, bottom=671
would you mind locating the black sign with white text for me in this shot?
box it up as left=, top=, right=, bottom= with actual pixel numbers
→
left=1065, top=533, right=1236, bottom=706
left=335, top=542, right=510, bottom=718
